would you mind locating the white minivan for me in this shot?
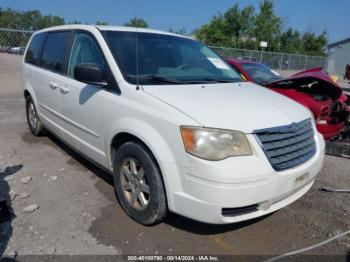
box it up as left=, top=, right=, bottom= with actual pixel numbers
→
left=22, top=25, right=325, bottom=225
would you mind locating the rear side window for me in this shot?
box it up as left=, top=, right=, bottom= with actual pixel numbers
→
left=24, top=32, right=47, bottom=66
left=41, top=31, right=72, bottom=74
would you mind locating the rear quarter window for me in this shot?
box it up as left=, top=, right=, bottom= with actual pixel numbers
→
left=24, top=32, right=47, bottom=66
left=41, top=31, right=72, bottom=74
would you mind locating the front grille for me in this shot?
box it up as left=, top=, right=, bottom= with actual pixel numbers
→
left=254, top=119, right=316, bottom=171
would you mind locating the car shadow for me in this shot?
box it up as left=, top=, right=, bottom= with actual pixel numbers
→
left=79, top=85, right=101, bottom=105
left=46, top=132, right=113, bottom=185
left=163, top=211, right=273, bottom=235
left=0, top=164, right=21, bottom=257
left=45, top=132, right=271, bottom=235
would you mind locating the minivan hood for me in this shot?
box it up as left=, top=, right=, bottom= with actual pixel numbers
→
left=143, top=82, right=311, bottom=133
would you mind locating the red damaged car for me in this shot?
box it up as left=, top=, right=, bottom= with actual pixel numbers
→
left=225, top=58, right=350, bottom=140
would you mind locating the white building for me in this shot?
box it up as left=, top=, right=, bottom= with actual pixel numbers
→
left=327, top=37, right=350, bottom=78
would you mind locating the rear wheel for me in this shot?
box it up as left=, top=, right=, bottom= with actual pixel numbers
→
left=112, top=142, right=167, bottom=225
left=26, top=96, right=45, bottom=136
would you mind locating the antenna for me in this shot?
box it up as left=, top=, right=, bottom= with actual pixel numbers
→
left=135, top=0, right=140, bottom=90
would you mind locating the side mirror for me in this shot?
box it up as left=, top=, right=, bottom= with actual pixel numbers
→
left=74, top=63, right=107, bottom=86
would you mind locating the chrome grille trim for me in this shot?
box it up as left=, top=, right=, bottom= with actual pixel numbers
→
left=254, top=119, right=316, bottom=171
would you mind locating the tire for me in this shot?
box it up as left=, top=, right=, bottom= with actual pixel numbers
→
left=112, top=142, right=167, bottom=225
left=26, top=95, right=45, bottom=136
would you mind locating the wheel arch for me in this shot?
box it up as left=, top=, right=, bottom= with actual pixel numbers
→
left=24, top=89, right=31, bottom=98
left=106, top=118, right=185, bottom=171
left=106, top=118, right=188, bottom=211
left=110, top=132, right=158, bottom=167
left=109, top=131, right=171, bottom=208
left=23, top=84, right=41, bottom=116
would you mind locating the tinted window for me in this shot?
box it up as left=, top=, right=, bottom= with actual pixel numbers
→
left=24, top=32, right=47, bottom=65
left=104, top=31, right=242, bottom=85
left=41, top=31, right=72, bottom=74
left=67, top=32, right=106, bottom=77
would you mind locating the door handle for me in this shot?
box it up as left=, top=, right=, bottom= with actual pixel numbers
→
left=50, top=82, right=59, bottom=90
left=59, top=86, right=69, bottom=94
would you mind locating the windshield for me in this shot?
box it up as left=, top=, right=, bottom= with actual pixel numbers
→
left=241, top=63, right=282, bottom=85
left=103, top=31, right=242, bottom=85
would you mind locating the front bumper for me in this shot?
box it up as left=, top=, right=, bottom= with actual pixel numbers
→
left=163, top=133, right=325, bottom=224
left=316, top=123, right=345, bottom=140
left=317, top=122, right=344, bottom=140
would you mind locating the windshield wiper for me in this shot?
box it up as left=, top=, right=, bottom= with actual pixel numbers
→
left=126, top=75, right=241, bottom=85
left=126, top=74, right=182, bottom=84
left=200, top=77, right=241, bottom=83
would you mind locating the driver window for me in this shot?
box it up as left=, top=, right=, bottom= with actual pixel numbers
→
left=68, top=32, right=106, bottom=78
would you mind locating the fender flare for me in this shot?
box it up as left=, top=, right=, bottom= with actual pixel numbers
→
left=106, top=117, right=189, bottom=209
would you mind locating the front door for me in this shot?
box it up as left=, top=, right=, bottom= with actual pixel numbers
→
left=59, top=31, right=112, bottom=165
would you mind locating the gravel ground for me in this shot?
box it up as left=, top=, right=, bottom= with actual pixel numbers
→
left=0, top=54, right=349, bottom=260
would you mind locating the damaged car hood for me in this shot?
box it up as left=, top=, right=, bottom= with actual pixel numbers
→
left=143, top=82, right=311, bottom=133
left=266, top=68, right=342, bottom=100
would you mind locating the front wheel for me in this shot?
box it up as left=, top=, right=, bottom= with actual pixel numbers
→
left=112, top=142, right=167, bottom=225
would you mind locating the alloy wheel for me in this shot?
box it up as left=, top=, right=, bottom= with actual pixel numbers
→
left=28, top=102, right=38, bottom=130
left=120, top=158, right=151, bottom=210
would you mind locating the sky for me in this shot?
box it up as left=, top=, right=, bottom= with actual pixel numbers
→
left=0, top=0, right=348, bottom=43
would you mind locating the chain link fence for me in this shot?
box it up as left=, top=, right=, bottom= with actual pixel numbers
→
left=0, top=28, right=34, bottom=55
left=0, top=28, right=326, bottom=71
left=210, top=46, right=327, bottom=71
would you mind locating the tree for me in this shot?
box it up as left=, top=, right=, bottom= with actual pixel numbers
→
left=301, top=31, right=327, bottom=56
left=195, top=3, right=256, bottom=48
left=35, top=15, right=64, bottom=30
left=169, top=28, right=187, bottom=35
left=0, top=8, right=22, bottom=28
left=239, top=6, right=256, bottom=40
left=280, top=29, right=327, bottom=56
left=124, top=18, right=148, bottom=28
left=0, top=5, right=328, bottom=55
left=281, top=28, right=302, bottom=53
left=194, top=0, right=327, bottom=55
left=195, top=15, right=231, bottom=46
left=0, top=8, right=64, bottom=30
left=96, top=21, right=109, bottom=25
left=253, top=0, right=282, bottom=51
left=69, top=20, right=83, bottom=24
left=224, top=4, right=255, bottom=42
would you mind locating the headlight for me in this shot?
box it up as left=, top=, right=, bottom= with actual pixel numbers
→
left=180, top=126, right=252, bottom=160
